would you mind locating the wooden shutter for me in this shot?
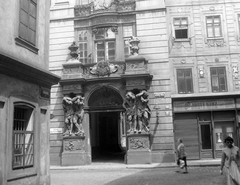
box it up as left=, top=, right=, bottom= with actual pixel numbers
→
left=174, top=113, right=200, bottom=160
left=19, top=0, right=37, bottom=45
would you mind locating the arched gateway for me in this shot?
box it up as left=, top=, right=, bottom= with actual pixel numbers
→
left=59, top=37, right=152, bottom=166
left=87, top=86, right=126, bottom=162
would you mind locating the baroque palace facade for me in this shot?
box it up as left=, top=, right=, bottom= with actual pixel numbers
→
left=49, top=0, right=240, bottom=166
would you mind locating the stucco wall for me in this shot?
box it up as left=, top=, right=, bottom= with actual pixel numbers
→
left=0, top=0, right=50, bottom=70
left=0, top=74, right=51, bottom=185
left=166, top=0, right=240, bottom=94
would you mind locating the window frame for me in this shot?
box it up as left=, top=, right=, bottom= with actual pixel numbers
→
left=210, top=67, right=228, bottom=92
left=173, top=17, right=189, bottom=41
left=206, top=15, right=222, bottom=38
left=94, top=27, right=116, bottom=63
left=78, top=30, right=89, bottom=64
left=176, top=68, right=194, bottom=94
left=15, top=0, right=39, bottom=54
left=7, top=97, right=38, bottom=181
left=123, top=24, right=135, bottom=58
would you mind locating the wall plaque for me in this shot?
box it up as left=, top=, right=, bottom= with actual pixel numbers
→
left=40, top=87, right=50, bottom=99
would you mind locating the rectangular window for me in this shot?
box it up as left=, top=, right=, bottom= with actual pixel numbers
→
left=177, top=68, right=193, bottom=94
left=210, top=67, right=227, bottom=92
left=78, top=31, right=88, bottom=64
left=173, top=18, right=188, bottom=39
left=13, top=104, right=34, bottom=170
left=206, top=16, right=222, bottom=38
left=123, top=25, right=133, bottom=58
left=94, top=28, right=116, bottom=62
left=19, top=0, right=37, bottom=45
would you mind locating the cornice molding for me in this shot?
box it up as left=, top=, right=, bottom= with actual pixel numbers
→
left=0, top=53, right=60, bottom=88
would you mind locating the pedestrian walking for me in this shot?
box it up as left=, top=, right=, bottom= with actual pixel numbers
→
left=220, top=136, right=240, bottom=185
left=176, top=138, right=188, bottom=174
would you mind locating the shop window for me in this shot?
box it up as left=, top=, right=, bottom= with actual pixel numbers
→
left=94, top=28, right=116, bottom=62
left=78, top=30, right=88, bottom=63
left=210, top=67, right=227, bottom=92
left=173, top=17, right=188, bottom=39
left=206, top=15, right=222, bottom=38
left=123, top=25, right=134, bottom=58
left=176, top=68, right=193, bottom=94
left=13, top=104, right=34, bottom=170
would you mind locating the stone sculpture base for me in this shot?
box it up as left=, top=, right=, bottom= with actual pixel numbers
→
left=61, top=135, right=89, bottom=166
left=126, top=134, right=151, bottom=164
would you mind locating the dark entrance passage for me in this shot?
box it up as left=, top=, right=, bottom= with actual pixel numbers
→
left=90, top=112, right=125, bottom=163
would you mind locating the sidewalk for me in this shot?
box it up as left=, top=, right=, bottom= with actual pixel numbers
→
left=50, top=159, right=221, bottom=170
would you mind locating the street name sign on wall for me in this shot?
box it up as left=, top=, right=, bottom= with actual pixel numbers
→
left=50, top=128, right=63, bottom=134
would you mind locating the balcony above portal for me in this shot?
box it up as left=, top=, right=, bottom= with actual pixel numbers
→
left=74, top=0, right=136, bottom=18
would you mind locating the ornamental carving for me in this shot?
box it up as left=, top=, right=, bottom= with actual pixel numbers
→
left=126, top=61, right=145, bottom=70
left=68, top=41, right=79, bottom=59
left=93, top=17, right=119, bottom=25
left=62, top=95, right=85, bottom=137
left=63, top=84, right=82, bottom=91
left=126, top=79, right=144, bottom=86
left=88, top=86, right=123, bottom=107
left=233, top=65, right=239, bottom=79
left=123, top=90, right=151, bottom=134
left=206, top=39, right=224, bottom=47
left=129, top=137, right=149, bottom=150
left=63, top=67, right=81, bottom=74
left=64, top=139, right=85, bottom=151
left=92, top=27, right=118, bottom=35
left=74, top=0, right=136, bottom=17
left=89, top=60, right=118, bottom=76
left=129, top=36, right=140, bottom=56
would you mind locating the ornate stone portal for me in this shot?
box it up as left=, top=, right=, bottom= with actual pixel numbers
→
left=59, top=35, right=153, bottom=165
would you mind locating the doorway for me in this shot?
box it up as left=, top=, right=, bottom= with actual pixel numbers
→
left=198, top=111, right=236, bottom=159
left=90, top=112, right=125, bottom=163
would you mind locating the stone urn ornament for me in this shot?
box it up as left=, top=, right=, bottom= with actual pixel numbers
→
left=129, top=36, right=140, bottom=56
left=67, top=41, right=79, bottom=63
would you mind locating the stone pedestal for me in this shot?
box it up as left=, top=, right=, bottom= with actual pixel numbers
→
left=61, top=136, right=88, bottom=166
left=126, top=134, right=151, bottom=164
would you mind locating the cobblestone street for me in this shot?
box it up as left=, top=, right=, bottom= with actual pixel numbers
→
left=51, top=166, right=225, bottom=185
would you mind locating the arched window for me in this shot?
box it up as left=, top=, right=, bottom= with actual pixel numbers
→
left=12, top=102, right=35, bottom=170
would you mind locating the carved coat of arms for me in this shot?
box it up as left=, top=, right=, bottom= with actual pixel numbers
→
left=89, top=60, right=118, bottom=76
